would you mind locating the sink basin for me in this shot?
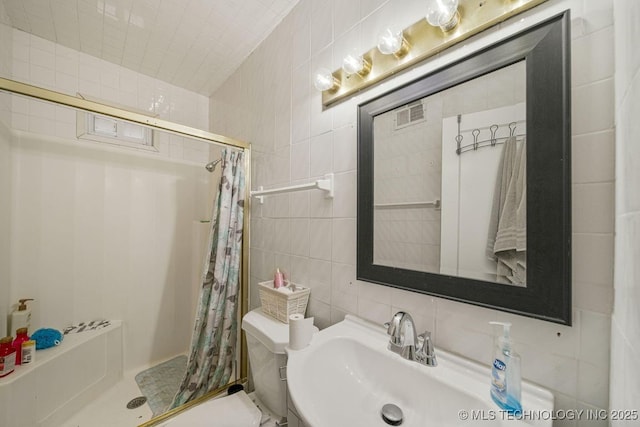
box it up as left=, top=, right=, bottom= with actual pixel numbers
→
left=286, top=315, right=553, bottom=427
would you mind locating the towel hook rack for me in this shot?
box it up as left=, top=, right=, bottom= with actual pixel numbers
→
left=472, top=129, right=481, bottom=150
left=490, top=124, right=499, bottom=146
left=509, top=122, right=517, bottom=137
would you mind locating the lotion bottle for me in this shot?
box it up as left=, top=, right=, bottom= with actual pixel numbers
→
left=489, top=321, right=522, bottom=415
left=9, top=299, right=34, bottom=336
left=273, top=268, right=284, bottom=289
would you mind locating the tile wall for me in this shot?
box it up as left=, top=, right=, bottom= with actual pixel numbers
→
left=1, top=24, right=215, bottom=370
left=8, top=26, right=210, bottom=165
left=0, top=20, right=12, bottom=338
left=610, top=0, right=640, bottom=420
left=210, top=0, right=616, bottom=425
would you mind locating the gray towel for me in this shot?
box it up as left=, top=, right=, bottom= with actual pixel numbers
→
left=487, top=137, right=526, bottom=286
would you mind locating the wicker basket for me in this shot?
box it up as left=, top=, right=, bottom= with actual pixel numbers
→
left=258, top=280, right=310, bottom=323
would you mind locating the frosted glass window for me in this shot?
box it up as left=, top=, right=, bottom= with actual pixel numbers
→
left=78, top=113, right=155, bottom=151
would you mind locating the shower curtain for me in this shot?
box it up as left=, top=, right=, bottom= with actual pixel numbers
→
left=169, top=148, right=245, bottom=409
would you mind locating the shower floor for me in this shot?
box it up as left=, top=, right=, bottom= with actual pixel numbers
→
left=59, top=367, right=153, bottom=427
left=58, top=360, right=272, bottom=427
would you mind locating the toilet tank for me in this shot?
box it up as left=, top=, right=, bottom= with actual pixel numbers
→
left=242, top=308, right=290, bottom=418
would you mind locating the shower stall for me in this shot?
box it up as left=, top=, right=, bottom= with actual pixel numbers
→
left=0, top=76, right=252, bottom=427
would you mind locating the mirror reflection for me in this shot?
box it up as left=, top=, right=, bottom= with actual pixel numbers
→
left=373, top=62, right=526, bottom=285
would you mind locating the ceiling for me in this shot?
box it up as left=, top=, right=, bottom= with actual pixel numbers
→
left=0, top=0, right=299, bottom=96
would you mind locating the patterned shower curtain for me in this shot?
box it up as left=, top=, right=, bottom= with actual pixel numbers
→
left=169, top=148, right=245, bottom=409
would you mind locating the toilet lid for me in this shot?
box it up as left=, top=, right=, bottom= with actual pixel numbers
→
left=160, top=391, right=261, bottom=427
left=241, top=308, right=290, bottom=354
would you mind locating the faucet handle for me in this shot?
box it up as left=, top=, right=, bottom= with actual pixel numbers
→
left=384, top=312, right=406, bottom=346
left=416, top=331, right=437, bottom=367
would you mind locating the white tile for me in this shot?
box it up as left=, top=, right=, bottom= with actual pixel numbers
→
left=309, top=131, right=333, bottom=177
left=357, top=298, right=391, bottom=325
left=55, top=71, right=78, bottom=94
left=622, top=339, right=640, bottom=414
left=291, top=63, right=311, bottom=144
left=572, top=183, right=615, bottom=233
left=574, top=281, right=613, bottom=315
left=571, top=26, right=614, bottom=87
left=310, top=0, right=333, bottom=55
left=330, top=307, right=351, bottom=325
left=289, top=188, right=310, bottom=218
left=290, top=255, right=309, bottom=286
left=331, top=262, right=358, bottom=296
left=358, top=281, right=391, bottom=305
left=617, top=73, right=640, bottom=214
left=360, top=0, right=386, bottom=20
left=30, top=47, right=55, bottom=69
left=309, top=218, right=332, bottom=260
left=332, top=0, right=360, bottom=38
left=390, top=288, right=435, bottom=316
left=273, top=219, right=292, bottom=254
left=291, top=1, right=311, bottom=70
left=309, top=183, right=333, bottom=217
left=332, top=171, right=356, bottom=218
left=571, top=131, right=615, bottom=184
left=291, top=140, right=310, bottom=181
left=572, top=233, right=614, bottom=286
left=581, top=0, right=613, bottom=35
left=331, top=218, right=356, bottom=265
left=577, top=361, right=610, bottom=409
left=308, top=258, right=332, bottom=304
left=290, top=218, right=310, bottom=257
left=572, top=79, right=614, bottom=135
left=553, top=393, right=578, bottom=427
left=333, top=124, right=357, bottom=172
left=307, top=297, right=331, bottom=330
left=579, top=311, right=611, bottom=367
left=11, top=59, right=29, bottom=81
left=30, top=63, right=55, bottom=88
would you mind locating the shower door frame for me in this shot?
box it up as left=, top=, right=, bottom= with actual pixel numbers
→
left=0, top=76, right=252, bottom=427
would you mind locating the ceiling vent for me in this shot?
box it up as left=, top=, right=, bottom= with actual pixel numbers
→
left=394, top=100, right=426, bottom=130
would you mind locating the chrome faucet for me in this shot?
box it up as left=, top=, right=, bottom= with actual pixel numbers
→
left=384, top=311, right=437, bottom=367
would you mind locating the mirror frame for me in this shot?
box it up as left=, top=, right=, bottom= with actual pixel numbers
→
left=357, top=11, right=571, bottom=325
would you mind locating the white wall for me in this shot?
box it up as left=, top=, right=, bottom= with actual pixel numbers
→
left=1, top=24, right=214, bottom=371
left=0, top=20, right=12, bottom=338
left=610, top=0, right=640, bottom=419
left=211, top=0, right=615, bottom=423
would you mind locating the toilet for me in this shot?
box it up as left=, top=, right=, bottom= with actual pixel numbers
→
left=163, top=307, right=313, bottom=426
left=242, top=307, right=296, bottom=420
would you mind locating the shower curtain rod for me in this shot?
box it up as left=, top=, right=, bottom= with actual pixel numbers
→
left=0, top=77, right=249, bottom=150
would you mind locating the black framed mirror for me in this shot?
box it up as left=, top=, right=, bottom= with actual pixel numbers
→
left=357, top=11, right=571, bottom=325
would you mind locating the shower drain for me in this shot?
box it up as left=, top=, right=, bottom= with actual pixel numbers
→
left=126, top=396, right=148, bottom=409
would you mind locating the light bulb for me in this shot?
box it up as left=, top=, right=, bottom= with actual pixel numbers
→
left=425, top=0, right=460, bottom=31
left=314, top=68, right=338, bottom=92
left=342, top=51, right=371, bottom=76
left=377, top=27, right=409, bottom=57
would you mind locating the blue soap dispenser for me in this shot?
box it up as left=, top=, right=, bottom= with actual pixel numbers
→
left=489, top=321, right=522, bottom=416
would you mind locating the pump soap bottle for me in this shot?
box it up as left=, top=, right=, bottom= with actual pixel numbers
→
left=489, top=321, right=522, bottom=415
left=9, top=299, right=34, bottom=336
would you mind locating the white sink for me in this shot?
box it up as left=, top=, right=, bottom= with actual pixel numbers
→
left=286, top=315, right=553, bottom=427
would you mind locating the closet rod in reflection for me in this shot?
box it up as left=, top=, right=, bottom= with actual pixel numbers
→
left=374, top=199, right=440, bottom=209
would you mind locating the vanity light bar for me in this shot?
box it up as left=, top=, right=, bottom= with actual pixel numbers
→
left=320, top=0, right=548, bottom=108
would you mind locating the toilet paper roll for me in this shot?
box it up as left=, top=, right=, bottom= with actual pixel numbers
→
left=288, top=314, right=315, bottom=350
